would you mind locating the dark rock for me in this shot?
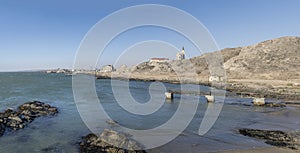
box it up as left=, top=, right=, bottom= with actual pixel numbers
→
left=0, top=101, right=58, bottom=137
left=80, top=129, right=146, bottom=153
left=239, top=128, right=293, bottom=142
left=239, top=128, right=300, bottom=150
left=18, top=101, right=58, bottom=118
left=264, top=102, right=286, bottom=107
left=265, top=140, right=298, bottom=149
left=97, top=76, right=111, bottom=80
left=0, top=109, right=15, bottom=119
left=106, top=120, right=118, bottom=126
left=0, top=123, right=5, bottom=136
left=6, top=115, right=25, bottom=130
left=0, top=109, right=24, bottom=131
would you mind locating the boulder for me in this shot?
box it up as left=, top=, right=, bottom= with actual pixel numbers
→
left=239, top=128, right=300, bottom=150
left=239, top=128, right=293, bottom=142
left=80, top=129, right=146, bottom=153
left=18, top=101, right=58, bottom=117
left=251, top=98, right=286, bottom=107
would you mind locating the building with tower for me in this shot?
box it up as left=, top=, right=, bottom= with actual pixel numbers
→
left=176, top=47, right=185, bottom=60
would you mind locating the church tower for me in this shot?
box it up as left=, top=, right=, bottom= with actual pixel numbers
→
left=181, top=47, right=185, bottom=59
left=176, top=46, right=186, bottom=60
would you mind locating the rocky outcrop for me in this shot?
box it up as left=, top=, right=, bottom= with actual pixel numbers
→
left=239, top=128, right=300, bottom=150
left=224, top=36, right=300, bottom=80
left=18, top=101, right=58, bottom=119
left=0, top=101, right=58, bottom=135
left=80, top=129, right=146, bottom=153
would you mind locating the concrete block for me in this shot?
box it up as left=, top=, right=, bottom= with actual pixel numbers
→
left=253, top=98, right=265, bottom=106
left=165, top=92, right=173, bottom=100
left=205, top=95, right=215, bottom=103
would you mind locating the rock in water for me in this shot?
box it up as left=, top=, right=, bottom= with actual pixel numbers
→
left=252, top=98, right=265, bottom=106
left=18, top=101, right=58, bottom=118
left=80, top=129, right=146, bottom=153
left=239, top=128, right=293, bottom=141
left=0, top=123, right=5, bottom=136
left=239, top=128, right=300, bottom=150
left=106, top=119, right=118, bottom=126
left=0, top=101, right=58, bottom=136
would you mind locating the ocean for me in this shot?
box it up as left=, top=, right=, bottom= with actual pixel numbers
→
left=0, top=72, right=299, bottom=152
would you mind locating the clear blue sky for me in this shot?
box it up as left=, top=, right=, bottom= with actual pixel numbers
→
left=1, top=0, right=300, bottom=71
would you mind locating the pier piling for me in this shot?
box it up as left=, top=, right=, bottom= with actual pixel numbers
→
left=165, top=91, right=173, bottom=100
left=253, top=98, right=265, bottom=106
left=205, top=95, right=215, bottom=103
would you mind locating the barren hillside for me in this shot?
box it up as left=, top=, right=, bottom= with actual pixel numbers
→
left=129, top=36, right=300, bottom=81
left=224, top=36, right=300, bottom=80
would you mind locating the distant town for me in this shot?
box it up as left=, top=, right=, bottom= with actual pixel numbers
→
left=46, top=47, right=187, bottom=75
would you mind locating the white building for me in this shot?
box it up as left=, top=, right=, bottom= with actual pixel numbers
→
left=149, top=58, right=169, bottom=63
left=176, top=47, right=185, bottom=60
left=209, top=76, right=224, bottom=82
left=100, top=65, right=115, bottom=72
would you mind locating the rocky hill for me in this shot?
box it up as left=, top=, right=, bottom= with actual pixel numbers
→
left=95, top=36, right=300, bottom=99
left=128, top=36, right=300, bottom=80
left=224, top=36, right=300, bottom=80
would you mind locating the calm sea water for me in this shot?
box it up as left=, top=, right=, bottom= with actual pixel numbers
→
left=0, top=72, right=299, bottom=152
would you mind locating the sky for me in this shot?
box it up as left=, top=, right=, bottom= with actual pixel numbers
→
left=0, top=0, right=300, bottom=71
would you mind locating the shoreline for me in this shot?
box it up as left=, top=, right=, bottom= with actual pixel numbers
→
left=92, top=72, right=300, bottom=101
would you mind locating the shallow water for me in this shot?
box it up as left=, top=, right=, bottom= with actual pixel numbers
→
left=0, top=72, right=299, bottom=152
